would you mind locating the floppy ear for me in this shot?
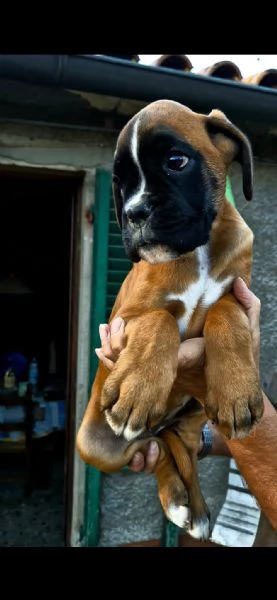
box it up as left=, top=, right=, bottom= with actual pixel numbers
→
left=112, top=178, right=123, bottom=229
left=206, top=109, right=253, bottom=201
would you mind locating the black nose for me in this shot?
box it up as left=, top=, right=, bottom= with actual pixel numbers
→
left=126, top=204, right=151, bottom=225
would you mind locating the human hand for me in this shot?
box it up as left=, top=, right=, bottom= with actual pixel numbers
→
left=95, top=317, right=126, bottom=369
left=95, top=277, right=261, bottom=471
left=233, top=276, right=261, bottom=373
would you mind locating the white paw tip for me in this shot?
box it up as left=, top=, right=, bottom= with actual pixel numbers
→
left=123, top=424, right=145, bottom=441
left=188, top=516, right=210, bottom=541
left=167, top=504, right=190, bottom=529
left=105, top=412, right=124, bottom=437
left=105, top=413, right=145, bottom=441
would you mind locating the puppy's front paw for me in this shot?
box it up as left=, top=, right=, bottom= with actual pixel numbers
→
left=205, top=368, right=264, bottom=439
left=100, top=360, right=176, bottom=440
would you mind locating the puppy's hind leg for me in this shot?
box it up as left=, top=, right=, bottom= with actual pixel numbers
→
left=159, top=422, right=211, bottom=541
left=153, top=441, right=191, bottom=530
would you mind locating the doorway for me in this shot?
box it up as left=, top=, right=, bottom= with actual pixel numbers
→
left=0, top=166, right=82, bottom=547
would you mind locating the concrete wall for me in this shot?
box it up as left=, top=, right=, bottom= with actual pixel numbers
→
left=0, top=121, right=116, bottom=171
left=230, top=159, right=277, bottom=396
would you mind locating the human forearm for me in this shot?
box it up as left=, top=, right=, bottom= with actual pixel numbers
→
left=224, top=392, right=277, bottom=530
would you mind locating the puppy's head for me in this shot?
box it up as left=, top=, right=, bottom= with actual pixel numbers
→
left=112, top=99, right=253, bottom=264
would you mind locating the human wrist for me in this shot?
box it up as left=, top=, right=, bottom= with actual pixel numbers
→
left=198, top=421, right=231, bottom=458
left=197, top=423, right=213, bottom=460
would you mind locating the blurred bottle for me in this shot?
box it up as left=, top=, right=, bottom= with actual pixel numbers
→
left=3, top=357, right=16, bottom=389
left=29, top=357, right=39, bottom=392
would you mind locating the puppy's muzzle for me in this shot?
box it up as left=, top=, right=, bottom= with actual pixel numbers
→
left=126, top=203, right=151, bottom=227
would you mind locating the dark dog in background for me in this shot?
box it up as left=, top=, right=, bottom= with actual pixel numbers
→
left=77, top=100, right=263, bottom=540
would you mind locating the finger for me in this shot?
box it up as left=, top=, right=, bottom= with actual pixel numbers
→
left=129, top=451, right=145, bottom=472
left=99, top=323, right=110, bottom=344
left=144, top=440, right=160, bottom=473
left=233, top=277, right=261, bottom=372
left=109, top=317, right=126, bottom=355
left=110, top=317, right=125, bottom=335
left=95, top=348, right=115, bottom=371
left=99, top=318, right=122, bottom=362
left=99, top=324, right=113, bottom=354
left=178, top=338, right=205, bottom=369
left=128, top=441, right=161, bottom=474
left=233, top=277, right=261, bottom=334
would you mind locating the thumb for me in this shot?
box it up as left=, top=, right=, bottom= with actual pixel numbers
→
left=178, top=337, right=205, bottom=369
left=233, top=277, right=261, bottom=333
left=109, top=317, right=126, bottom=355
left=233, top=277, right=254, bottom=311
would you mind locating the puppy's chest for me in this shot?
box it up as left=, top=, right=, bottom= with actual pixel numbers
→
left=166, top=247, right=233, bottom=338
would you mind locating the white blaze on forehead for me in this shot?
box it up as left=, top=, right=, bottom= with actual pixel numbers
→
left=125, top=117, right=147, bottom=212
left=167, top=244, right=233, bottom=336
left=130, top=117, right=140, bottom=167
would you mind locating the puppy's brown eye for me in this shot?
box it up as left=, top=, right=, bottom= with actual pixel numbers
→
left=167, top=152, right=189, bottom=171
left=112, top=174, right=121, bottom=186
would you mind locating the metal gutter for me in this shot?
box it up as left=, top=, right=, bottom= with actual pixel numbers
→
left=0, top=54, right=276, bottom=127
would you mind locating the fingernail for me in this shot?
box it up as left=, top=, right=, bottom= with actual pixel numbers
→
left=148, top=441, right=159, bottom=456
left=110, top=317, right=124, bottom=335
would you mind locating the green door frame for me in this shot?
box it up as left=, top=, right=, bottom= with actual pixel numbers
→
left=83, top=169, right=111, bottom=547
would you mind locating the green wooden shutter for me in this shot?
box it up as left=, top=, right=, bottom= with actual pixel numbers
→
left=106, top=186, right=132, bottom=320
left=83, top=168, right=132, bottom=547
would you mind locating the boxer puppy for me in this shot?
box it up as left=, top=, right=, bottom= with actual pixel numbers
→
left=77, top=100, right=263, bottom=540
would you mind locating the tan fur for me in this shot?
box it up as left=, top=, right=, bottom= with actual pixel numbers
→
left=76, top=101, right=263, bottom=538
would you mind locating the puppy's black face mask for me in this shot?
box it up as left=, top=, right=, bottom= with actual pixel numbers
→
left=113, top=125, right=218, bottom=264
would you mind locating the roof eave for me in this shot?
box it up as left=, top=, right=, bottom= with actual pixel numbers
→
left=0, top=54, right=276, bottom=128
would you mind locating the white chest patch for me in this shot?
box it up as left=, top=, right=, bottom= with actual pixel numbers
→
left=167, top=245, right=233, bottom=336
